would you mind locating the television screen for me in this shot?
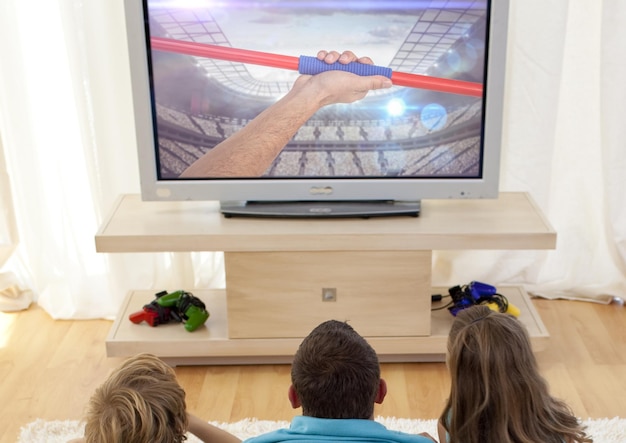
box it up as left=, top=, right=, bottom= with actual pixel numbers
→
left=125, top=0, right=509, bottom=214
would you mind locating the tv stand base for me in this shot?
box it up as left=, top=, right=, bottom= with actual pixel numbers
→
left=96, top=192, right=557, bottom=365
left=220, top=200, right=421, bottom=218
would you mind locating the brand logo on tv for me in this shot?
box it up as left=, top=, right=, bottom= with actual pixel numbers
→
left=309, top=186, right=333, bottom=195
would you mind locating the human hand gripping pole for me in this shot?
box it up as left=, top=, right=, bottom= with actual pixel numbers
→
left=150, top=37, right=483, bottom=97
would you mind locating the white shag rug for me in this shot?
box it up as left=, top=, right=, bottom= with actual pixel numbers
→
left=18, top=416, right=625, bottom=442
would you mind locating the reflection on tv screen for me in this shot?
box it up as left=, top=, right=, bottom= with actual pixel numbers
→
left=146, top=0, right=489, bottom=180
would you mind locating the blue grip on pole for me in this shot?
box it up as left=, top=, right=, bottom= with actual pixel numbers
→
left=298, top=55, right=392, bottom=78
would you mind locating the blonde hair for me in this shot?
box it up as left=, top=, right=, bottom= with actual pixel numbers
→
left=83, top=353, right=188, bottom=443
left=440, top=305, right=592, bottom=443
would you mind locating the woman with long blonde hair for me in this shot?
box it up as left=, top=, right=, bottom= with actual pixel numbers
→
left=438, top=305, right=592, bottom=443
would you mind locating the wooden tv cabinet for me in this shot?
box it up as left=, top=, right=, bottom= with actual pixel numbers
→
left=96, top=192, right=556, bottom=365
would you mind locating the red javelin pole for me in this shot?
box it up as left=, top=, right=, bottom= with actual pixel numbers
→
left=150, top=37, right=483, bottom=98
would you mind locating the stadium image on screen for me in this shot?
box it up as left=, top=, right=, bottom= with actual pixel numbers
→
left=146, top=0, right=489, bottom=180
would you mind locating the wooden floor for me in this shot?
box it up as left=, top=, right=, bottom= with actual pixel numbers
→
left=0, top=298, right=624, bottom=443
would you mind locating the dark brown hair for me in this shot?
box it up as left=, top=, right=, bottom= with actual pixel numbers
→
left=291, top=320, right=380, bottom=419
left=440, top=305, right=592, bottom=443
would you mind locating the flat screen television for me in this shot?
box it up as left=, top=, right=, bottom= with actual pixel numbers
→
left=123, top=0, right=510, bottom=217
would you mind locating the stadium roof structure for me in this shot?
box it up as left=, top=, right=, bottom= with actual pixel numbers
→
left=150, top=2, right=486, bottom=98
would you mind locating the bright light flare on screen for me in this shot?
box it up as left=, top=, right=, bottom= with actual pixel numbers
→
left=386, top=98, right=406, bottom=117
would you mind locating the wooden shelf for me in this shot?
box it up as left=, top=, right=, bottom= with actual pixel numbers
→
left=107, top=286, right=549, bottom=365
left=96, top=192, right=556, bottom=253
left=97, top=192, right=556, bottom=364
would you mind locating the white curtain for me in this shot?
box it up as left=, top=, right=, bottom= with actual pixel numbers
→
left=433, top=1, right=626, bottom=303
left=0, top=1, right=623, bottom=319
left=0, top=0, right=225, bottom=318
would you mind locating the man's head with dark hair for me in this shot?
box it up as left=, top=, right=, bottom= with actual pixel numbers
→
left=288, top=320, right=386, bottom=419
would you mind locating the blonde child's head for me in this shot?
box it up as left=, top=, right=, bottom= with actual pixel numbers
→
left=83, top=353, right=188, bottom=443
